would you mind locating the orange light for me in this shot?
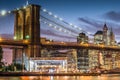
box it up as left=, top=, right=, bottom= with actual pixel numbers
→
left=0, top=37, right=2, bottom=41
left=46, top=41, right=50, bottom=44
left=23, top=40, right=29, bottom=43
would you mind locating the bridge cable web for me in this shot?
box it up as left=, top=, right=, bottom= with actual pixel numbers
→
left=40, top=15, right=78, bottom=37
left=41, top=8, right=94, bottom=36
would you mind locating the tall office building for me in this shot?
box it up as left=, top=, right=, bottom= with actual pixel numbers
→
left=94, top=23, right=116, bottom=70
left=77, top=33, right=89, bottom=71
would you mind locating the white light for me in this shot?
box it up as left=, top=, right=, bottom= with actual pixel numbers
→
left=59, top=28, right=62, bottom=31
left=78, top=27, right=82, bottom=30
left=1, top=10, right=7, bottom=16
left=64, top=30, right=67, bottom=33
left=53, top=26, right=57, bottom=29
left=48, top=23, right=52, bottom=26
left=48, top=12, right=52, bottom=15
left=54, top=15, right=58, bottom=18
left=8, top=11, right=11, bottom=14
left=73, top=25, right=77, bottom=28
left=59, top=18, right=63, bottom=21
left=44, top=21, right=47, bottom=24
left=23, top=6, right=26, bottom=9
left=43, top=9, right=47, bottom=12
left=69, top=23, right=73, bottom=26
left=13, top=36, right=17, bottom=40
left=17, top=8, right=19, bottom=10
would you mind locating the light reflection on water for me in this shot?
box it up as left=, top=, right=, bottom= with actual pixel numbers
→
left=0, top=75, right=120, bottom=80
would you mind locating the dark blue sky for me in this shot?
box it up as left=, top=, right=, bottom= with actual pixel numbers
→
left=0, top=0, right=120, bottom=42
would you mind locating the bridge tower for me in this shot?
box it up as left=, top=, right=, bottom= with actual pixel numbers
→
left=14, top=4, right=41, bottom=57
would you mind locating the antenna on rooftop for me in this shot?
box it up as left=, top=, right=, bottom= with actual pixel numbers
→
left=26, top=0, right=29, bottom=5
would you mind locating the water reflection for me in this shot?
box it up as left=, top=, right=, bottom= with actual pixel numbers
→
left=1, top=75, right=120, bottom=80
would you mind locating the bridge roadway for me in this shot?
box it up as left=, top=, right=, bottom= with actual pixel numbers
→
left=0, top=39, right=120, bottom=51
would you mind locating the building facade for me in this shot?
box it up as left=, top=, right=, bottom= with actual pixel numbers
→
left=77, top=33, right=89, bottom=71
left=94, top=23, right=116, bottom=46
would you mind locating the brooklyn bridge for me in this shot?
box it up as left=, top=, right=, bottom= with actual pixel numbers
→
left=0, top=3, right=120, bottom=73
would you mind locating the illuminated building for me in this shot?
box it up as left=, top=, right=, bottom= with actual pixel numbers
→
left=77, top=33, right=89, bottom=71
left=40, top=48, right=77, bottom=72
left=29, top=57, right=67, bottom=72
left=77, top=33, right=88, bottom=44
left=94, top=23, right=116, bottom=46
left=93, top=23, right=116, bottom=70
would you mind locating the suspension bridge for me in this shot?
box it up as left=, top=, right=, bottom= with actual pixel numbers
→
left=0, top=3, right=119, bottom=51
left=0, top=2, right=120, bottom=73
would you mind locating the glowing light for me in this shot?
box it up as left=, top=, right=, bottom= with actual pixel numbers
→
left=64, top=30, right=67, bottom=33
left=42, top=19, right=76, bottom=37
left=23, top=6, right=26, bottom=9
left=48, top=23, right=52, bottom=26
left=41, top=7, right=90, bottom=36
left=54, top=15, right=58, bottom=18
left=59, top=28, right=62, bottom=31
left=50, top=39, right=53, bottom=41
left=78, top=27, right=82, bottom=30
left=43, top=9, right=47, bottom=12
left=59, top=18, right=63, bottom=21
left=8, top=11, right=11, bottom=14
left=48, top=12, right=52, bottom=15
left=13, top=36, right=17, bottom=40
left=53, top=26, right=57, bottom=29
left=73, top=25, right=77, bottom=28
left=25, top=35, right=30, bottom=39
left=0, top=37, right=2, bottom=41
left=69, top=23, right=73, bottom=26
left=1, top=10, right=7, bottom=16
left=24, top=40, right=29, bottom=43
left=17, top=8, right=19, bottom=10
left=43, top=21, right=47, bottom=24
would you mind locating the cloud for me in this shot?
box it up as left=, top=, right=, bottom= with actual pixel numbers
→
left=0, top=34, right=13, bottom=39
left=103, top=11, right=120, bottom=22
left=78, top=17, right=102, bottom=30
left=78, top=17, right=120, bottom=42
left=41, top=29, right=76, bottom=40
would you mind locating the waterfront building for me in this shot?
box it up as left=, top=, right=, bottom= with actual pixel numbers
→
left=29, top=57, right=68, bottom=72
left=28, top=49, right=77, bottom=72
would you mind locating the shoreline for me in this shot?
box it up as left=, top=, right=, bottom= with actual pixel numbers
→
left=0, top=72, right=101, bottom=76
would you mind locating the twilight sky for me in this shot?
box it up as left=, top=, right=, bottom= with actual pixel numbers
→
left=0, top=0, right=120, bottom=42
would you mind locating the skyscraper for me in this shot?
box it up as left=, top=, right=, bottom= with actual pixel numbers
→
left=77, top=33, right=89, bottom=71
left=94, top=23, right=115, bottom=46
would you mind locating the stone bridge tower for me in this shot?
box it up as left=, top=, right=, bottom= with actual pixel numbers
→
left=14, top=4, right=41, bottom=57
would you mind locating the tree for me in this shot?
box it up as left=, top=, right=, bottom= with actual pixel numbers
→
left=0, top=46, right=3, bottom=71
left=0, top=46, right=3, bottom=62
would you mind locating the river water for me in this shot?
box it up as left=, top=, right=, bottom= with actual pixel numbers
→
left=0, top=74, right=120, bottom=80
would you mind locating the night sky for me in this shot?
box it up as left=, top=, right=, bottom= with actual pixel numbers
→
left=0, top=0, right=120, bottom=42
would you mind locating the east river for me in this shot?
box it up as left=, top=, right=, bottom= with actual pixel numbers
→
left=0, top=74, right=120, bottom=80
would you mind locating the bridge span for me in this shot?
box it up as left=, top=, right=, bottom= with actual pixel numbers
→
left=0, top=39, right=120, bottom=51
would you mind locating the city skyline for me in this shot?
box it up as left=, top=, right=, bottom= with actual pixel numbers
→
left=0, top=0, right=120, bottom=42
left=0, top=0, right=120, bottom=75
